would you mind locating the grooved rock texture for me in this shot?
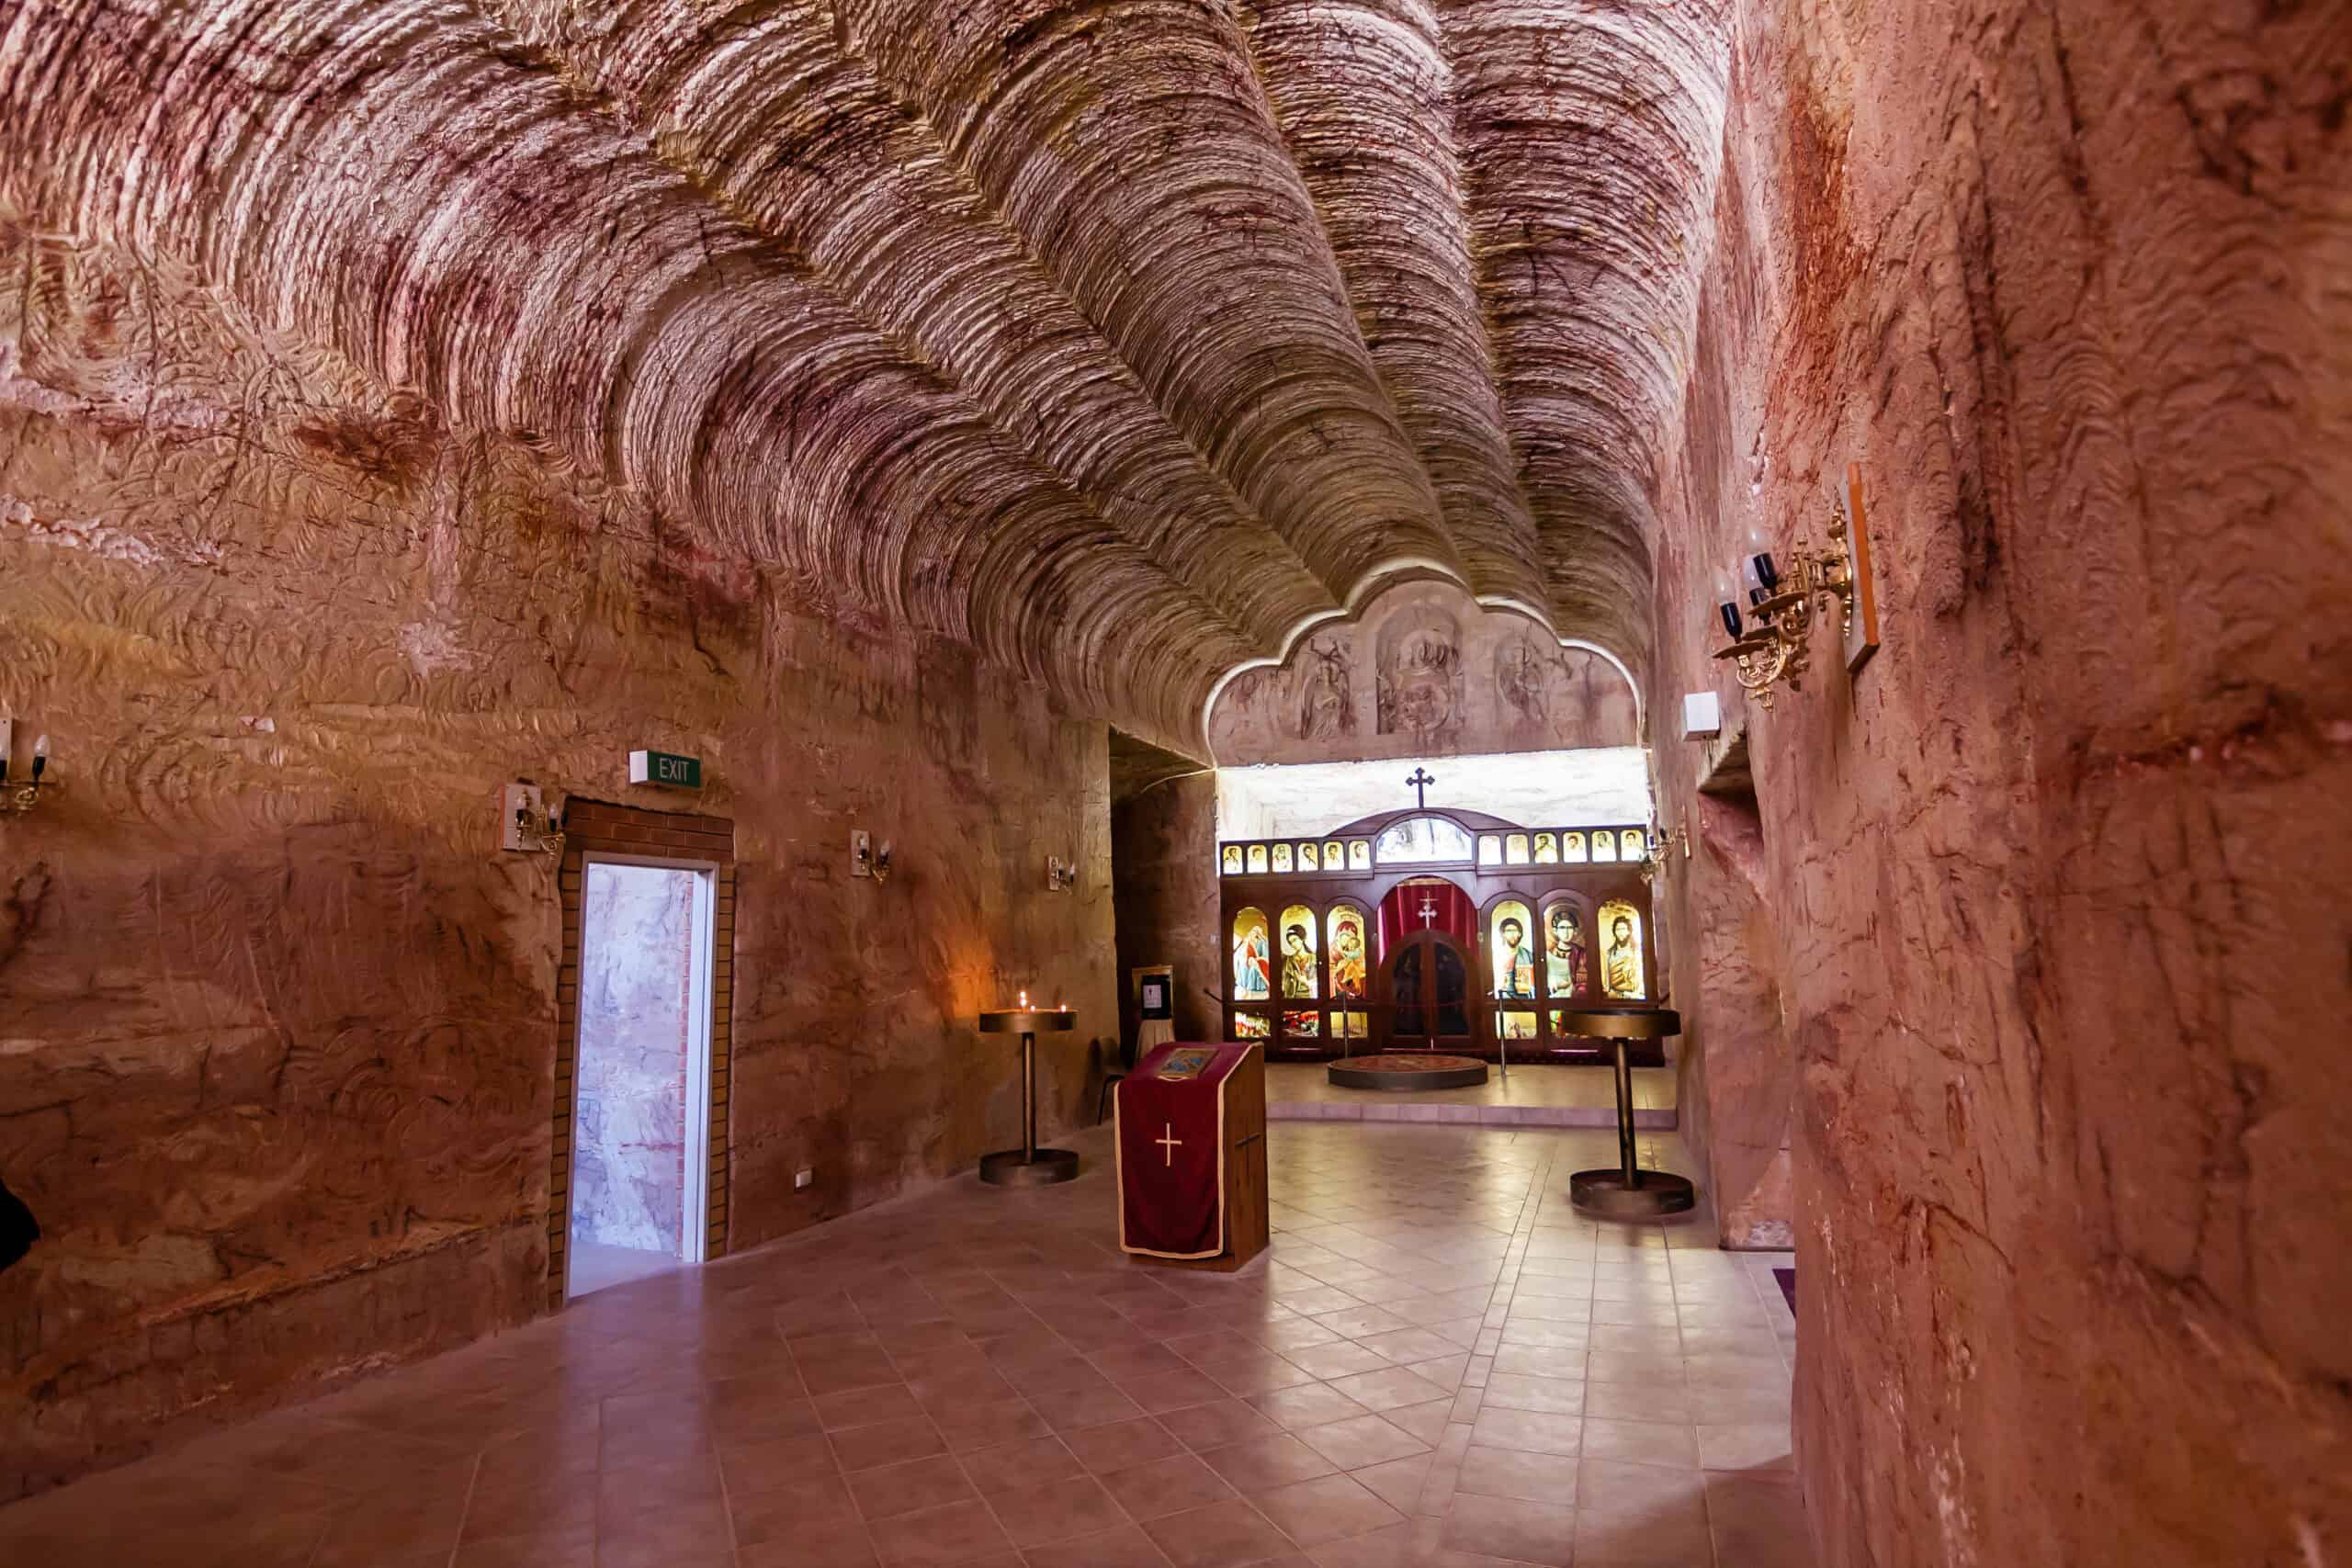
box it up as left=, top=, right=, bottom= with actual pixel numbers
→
left=0, top=222, right=1116, bottom=1496
left=1111, top=771, right=1223, bottom=1052
left=1649, top=0, right=2352, bottom=1562
left=0, top=0, right=1736, bottom=743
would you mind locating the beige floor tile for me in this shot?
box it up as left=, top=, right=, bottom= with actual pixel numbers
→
left=1252, top=1472, right=1408, bottom=1547
left=1439, top=1495, right=1579, bottom=1567
left=1466, top=1407, right=1583, bottom=1458
left=1453, top=1444, right=1576, bottom=1506
left=1698, top=1421, right=1795, bottom=1472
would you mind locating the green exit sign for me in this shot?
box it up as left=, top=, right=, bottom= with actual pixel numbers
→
left=628, top=749, right=702, bottom=789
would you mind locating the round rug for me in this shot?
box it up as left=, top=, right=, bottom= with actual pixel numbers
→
left=1327, top=1053, right=1490, bottom=1091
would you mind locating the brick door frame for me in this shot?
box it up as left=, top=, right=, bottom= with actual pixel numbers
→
left=550, top=798, right=736, bottom=1309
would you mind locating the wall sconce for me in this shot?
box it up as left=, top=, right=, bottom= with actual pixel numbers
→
left=1646, top=818, right=1690, bottom=863
left=0, top=722, right=56, bottom=816
left=1046, top=854, right=1078, bottom=892
left=1711, top=465, right=1881, bottom=708
left=853, top=831, right=894, bottom=885
left=501, top=783, right=564, bottom=855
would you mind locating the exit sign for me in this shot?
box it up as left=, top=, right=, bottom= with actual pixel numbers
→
left=628, top=750, right=703, bottom=789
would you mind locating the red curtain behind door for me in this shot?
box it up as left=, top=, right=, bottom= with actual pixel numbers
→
left=1375, top=879, right=1476, bottom=960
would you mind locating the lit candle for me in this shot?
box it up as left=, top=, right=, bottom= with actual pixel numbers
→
left=1018, top=989, right=1028, bottom=1010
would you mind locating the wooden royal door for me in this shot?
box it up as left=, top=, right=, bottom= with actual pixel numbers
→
left=1377, top=929, right=1476, bottom=1051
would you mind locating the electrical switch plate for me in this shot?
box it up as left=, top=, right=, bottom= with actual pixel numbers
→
left=1682, top=692, right=1723, bottom=739
left=795, top=1168, right=814, bottom=1190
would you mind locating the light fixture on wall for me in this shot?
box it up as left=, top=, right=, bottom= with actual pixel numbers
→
left=1046, top=854, right=1078, bottom=892
left=501, top=783, right=565, bottom=856
left=1711, top=464, right=1882, bottom=709
left=1645, top=817, right=1690, bottom=865
left=853, top=831, right=894, bottom=885
left=0, top=721, right=57, bottom=816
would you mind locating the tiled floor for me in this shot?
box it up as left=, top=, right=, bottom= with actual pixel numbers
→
left=569, top=1239, right=682, bottom=1299
left=0, top=1122, right=1809, bottom=1567
left=1265, top=1065, right=1677, bottom=1128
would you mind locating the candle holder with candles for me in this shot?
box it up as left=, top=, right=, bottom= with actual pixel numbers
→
left=976, top=994, right=1080, bottom=1187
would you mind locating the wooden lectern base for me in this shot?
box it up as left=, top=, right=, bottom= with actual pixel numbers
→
left=1117, top=1043, right=1270, bottom=1272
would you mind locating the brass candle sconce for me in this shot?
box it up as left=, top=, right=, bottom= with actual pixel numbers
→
left=0, top=722, right=59, bottom=816
left=1712, top=462, right=1882, bottom=709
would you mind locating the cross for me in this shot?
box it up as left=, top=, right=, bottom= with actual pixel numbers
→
left=1418, top=892, right=1439, bottom=928
left=1406, top=766, right=1436, bottom=809
left=1157, top=1123, right=1183, bottom=1167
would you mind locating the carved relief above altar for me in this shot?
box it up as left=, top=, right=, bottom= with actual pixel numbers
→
left=1208, top=581, right=1639, bottom=764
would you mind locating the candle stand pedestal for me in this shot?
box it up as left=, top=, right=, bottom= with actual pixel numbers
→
left=1559, top=1008, right=1696, bottom=1218
left=977, top=1009, right=1080, bottom=1188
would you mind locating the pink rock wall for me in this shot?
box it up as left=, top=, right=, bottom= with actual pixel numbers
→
left=1111, top=773, right=1224, bottom=1051
left=1649, top=0, right=2352, bottom=1561
left=0, top=222, right=1118, bottom=1497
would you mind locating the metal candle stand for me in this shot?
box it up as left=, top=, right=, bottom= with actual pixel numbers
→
left=1559, top=1008, right=1696, bottom=1218
left=976, top=1009, right=1080, bottom=1187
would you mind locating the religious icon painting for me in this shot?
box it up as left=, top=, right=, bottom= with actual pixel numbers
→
left=1222, top=845, right=1242, bottom=874
left=1278, top=906, right=1318, bottom=1001
left=1534, top=831, right=1558, bottom=864
left=1599, top=898, right=1645, bottom=1000
left=1327, top=903, right=1369, bottom=1005
left=1506, top=833, right=1531, bottom=865
left=1491, top=900, right=1537, bottom=1004
left=1283, top=1010, right=1321, bottom=1038
left=1589, top=830, right=1616, bottom=863
left=1248, top=844, right=1269, bottom=874
left=1348, top=840, right=1372, bottom=870
left=1561, top=830, right=1587, bottom=862
left=1232, top=908, right=1272, bottom=1001
left=1478, top=833, right=1503, bottom=866
left=1543, top=897, right=1590, bottom=1001
left=1621, top=829, right=1646, bottom=862
left=1272, top=843, right=1294, bottom=874
left=1324, top=840, right=1345, bottom=869
left=1491, top=897, right=1541, bottom=1042
left=1234, top=1011, right=1271, bottom=1039
left=1296, top=841, right=1318, bottom=871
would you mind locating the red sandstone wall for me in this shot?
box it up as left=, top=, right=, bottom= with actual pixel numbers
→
left=0, top=223, right=1117, bottom=1496
left=1651, top=0, right=2352, bottom=1561
left=1112, top=773, right=1223, bottom=1049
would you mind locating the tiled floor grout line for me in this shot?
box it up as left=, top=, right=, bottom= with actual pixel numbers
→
left=6, top=1126, right=1804, bottom=1567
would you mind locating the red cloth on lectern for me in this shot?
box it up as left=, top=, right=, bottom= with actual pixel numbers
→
left=1375, top=879, right=1476, bottom=959
left=1115, top=1043, right=1252, bottom=1258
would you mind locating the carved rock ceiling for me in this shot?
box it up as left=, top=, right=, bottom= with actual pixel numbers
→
left=0, top=0, right=1729, bottom=747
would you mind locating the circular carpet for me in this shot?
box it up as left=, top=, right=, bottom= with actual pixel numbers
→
left=1327, top=1053, right=1490, bottom=1091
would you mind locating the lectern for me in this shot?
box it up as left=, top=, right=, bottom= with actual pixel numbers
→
left=1114, top=1043, right=1268, bottom=1270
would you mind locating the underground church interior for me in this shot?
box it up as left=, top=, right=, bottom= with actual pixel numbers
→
left=0, top=1, right=2345, bottom=1564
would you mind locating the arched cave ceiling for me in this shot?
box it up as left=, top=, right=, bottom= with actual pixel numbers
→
left=0, top=0, right=1731, bottom=751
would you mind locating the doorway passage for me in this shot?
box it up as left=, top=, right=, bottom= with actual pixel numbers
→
left=567, top=856, right=717, bottom=1298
